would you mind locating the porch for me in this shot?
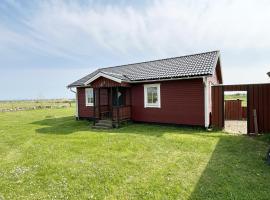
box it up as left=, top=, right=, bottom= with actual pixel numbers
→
left=92, top=84, right=132, bottom=128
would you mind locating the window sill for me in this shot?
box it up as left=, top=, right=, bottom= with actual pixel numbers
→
left=144, top=104, right=161, bottom=108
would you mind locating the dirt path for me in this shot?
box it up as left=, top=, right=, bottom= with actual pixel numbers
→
left=224, top=120, right=247, bottom=134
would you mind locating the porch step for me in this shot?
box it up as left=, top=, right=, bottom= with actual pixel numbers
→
left=92, top=119, right=113, bottom=129
left=92, top=125, right=111, bottom=129
left=97, top=120, right=113, bottom=125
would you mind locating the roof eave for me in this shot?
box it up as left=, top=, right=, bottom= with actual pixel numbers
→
left=128, top=74, right=212, bottom=83
left=67, top=74, right=211, bottom=88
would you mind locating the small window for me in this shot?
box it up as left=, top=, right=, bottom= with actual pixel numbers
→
left=144, top=84, right=161, bottom=108
left=85, top=88, right=94, bottom=106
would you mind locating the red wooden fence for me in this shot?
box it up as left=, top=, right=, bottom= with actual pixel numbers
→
left=242, top=107, right=247, bottom=119
left=225, top=100, right=242, bottom=120
left=212, top=83, right=270, bottom=134
left=224, top=100, right=247, bottom=120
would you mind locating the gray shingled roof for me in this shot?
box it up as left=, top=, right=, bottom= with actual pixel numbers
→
left=68, top=50, right=220, bottom=87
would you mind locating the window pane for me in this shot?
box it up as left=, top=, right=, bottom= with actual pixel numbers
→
left=148, top=94, right=152, bottom=103
left=148, top=87, right=156, bottom=93
left=146, top=86, right=158, bottom=104
left=147, top=88, right=151, bottom=103
left=89, top=91, right=93, bottom=103
left=152, top=87, right=157, bottom=94
left=152, top=93, right=157, bottom=103
left=86, top=89, right=93, bottom=104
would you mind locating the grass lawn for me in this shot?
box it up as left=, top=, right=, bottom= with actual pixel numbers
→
left=0, top=108, right=269, bottom=199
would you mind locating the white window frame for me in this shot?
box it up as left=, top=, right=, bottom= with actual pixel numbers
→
left=85, top=88, right=94, bottom=106
left=144, top=83, right=161, bottom=108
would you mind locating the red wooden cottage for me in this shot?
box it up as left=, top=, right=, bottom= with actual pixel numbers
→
left=67, top=51, right=223, bottom=128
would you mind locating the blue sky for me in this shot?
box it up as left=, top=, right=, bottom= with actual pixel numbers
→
left=0, top=0, right=270, bottom=100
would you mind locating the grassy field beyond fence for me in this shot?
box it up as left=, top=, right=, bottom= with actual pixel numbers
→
left=0, top=99, right=75, bottom=112
left=224, top=93, right=247, bottom=107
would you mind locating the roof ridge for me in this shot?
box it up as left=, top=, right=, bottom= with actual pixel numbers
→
left=99, top=50, right=220, bottom=70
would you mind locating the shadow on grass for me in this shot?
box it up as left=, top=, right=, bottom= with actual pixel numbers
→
left=114, top=122, right=213, bottom=137
left=188, top=134, right=270, bottom=200
left=31, top=116, right=213, bottom=137
left=31, top=116, right=90, bottom=135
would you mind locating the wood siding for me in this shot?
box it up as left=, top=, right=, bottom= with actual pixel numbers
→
left=131, top=79, right=205, bottom=126
left=211, top=86, right=224, bottom=128
left=77, top=87, right=94, bottom=118
left=248, top=84, right=270, bottom=133
left=242, top=107, right=247, bottom=119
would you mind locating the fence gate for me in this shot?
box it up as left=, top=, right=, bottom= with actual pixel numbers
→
left=212, top=83, right=270, bottom=134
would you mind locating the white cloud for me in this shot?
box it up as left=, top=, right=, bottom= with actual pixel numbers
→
left=1, top=0, right=270, bottom=84
left=3, top=0, right=270, bottom=55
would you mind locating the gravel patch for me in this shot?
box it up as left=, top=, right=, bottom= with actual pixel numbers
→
left=225, top=120, right=247, bottom=134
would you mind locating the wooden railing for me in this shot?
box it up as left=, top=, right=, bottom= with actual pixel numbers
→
left=94, top=105, right=131, bottom=122
left=94, top=105, right=111, bottom=120
left=112, top=106, right=131, bottom=122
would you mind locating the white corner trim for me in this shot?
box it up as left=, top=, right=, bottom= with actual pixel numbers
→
left=85, top=88, right=94, bottom=107
left=204, top=77, right=209, bottom=128
left=84, top=72, right=122, bottom=85
left=75, top=88, right=79, bottom=117
left=144, top=83, right=161, bottom=108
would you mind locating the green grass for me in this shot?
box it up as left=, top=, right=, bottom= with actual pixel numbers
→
left=0, top=108, right=269, bottom=199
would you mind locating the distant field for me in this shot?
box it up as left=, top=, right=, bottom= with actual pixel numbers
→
left=224, top=94, right=247, bottom=107
left=0, top=99, right=75, bottom=111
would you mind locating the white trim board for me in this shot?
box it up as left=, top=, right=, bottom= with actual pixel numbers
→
left=85, top=88, right=94, bottom=106
left=84, top=72, right=122, bottom=85
left=204, top=77, right=210, bottom=128
left=75, top=88, right=79, bottom=118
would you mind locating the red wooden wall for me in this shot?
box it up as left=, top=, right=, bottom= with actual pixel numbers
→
left=242, top=107, right=247, bottom=119
left=248, top=84, right=270, bottom=133
left=131, top=79, right=205, bottom=126
left=77, top=87, right=94, bottom=118
left=211, top=86, right=224, bottom=128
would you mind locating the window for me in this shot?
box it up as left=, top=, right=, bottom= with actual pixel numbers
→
left=85, top=88, right=94, bottom=106
left=144, top=84, right=161, bottom=108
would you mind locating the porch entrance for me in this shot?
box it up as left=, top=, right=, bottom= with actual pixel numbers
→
left=92, top=86, right=132, bottom=128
